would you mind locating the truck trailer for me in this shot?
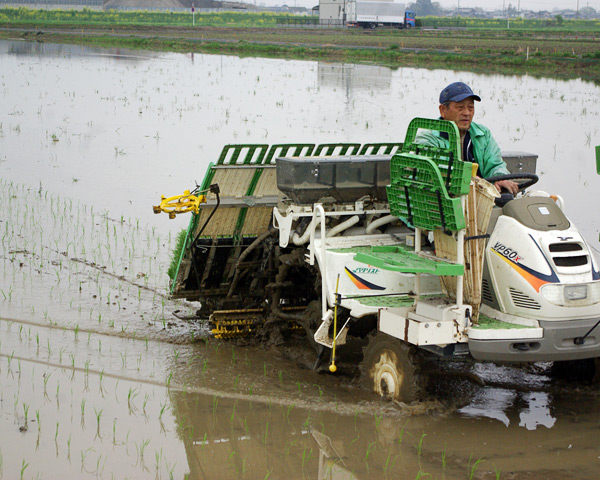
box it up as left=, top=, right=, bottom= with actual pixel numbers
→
left=346, top=1, right=416, bottom=29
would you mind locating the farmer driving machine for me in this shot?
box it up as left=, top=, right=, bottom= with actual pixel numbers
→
left=155, top=118, right=600, bottom=401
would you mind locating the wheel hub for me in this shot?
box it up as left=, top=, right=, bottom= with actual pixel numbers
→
left=374, top=352, right=402, bottom=398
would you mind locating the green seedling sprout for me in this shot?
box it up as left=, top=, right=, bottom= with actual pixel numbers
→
left=440, top=442, right=448, bottom=471
left=20, top=459, right=29, bottom=480
left=22, top=403, right=29, bottom=429
left=43, top=372, right=51, bottom=399
left=313, top=384, right=323, bottom=400
left=138, top=438, right=151, bottom=464
left=301, top=447, right=312, bottom=471
left=94, top=408, right=103, bottom=438
left=155, top=449, right=163, bottom=473
left=112, top=418, right=117, bottom=446
left=143, top=393, right=149, bottom=415
left=81, top=447, right=93, bottom=471
left=417, top=433, right=426, bottom=456
left=374, top=413, right=382, bottom=429
left=159, top=401, right=167, bottom=421
left=468, top=456, right=485, bottom=480
left=230, top=401, right=236, bottom=423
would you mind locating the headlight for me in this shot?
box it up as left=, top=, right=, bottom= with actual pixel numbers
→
left=564, top=285, right=587, bottom=301
left=541, top=282, right=600, bottom=306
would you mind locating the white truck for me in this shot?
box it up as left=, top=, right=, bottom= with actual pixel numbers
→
left=346, top=1, right=416, bottom=29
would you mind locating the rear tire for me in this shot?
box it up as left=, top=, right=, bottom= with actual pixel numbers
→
left=361, top=333, right=420, bottom=402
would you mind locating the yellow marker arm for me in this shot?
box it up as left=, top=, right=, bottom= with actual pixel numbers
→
left=153, top=190, right=206, bottom=219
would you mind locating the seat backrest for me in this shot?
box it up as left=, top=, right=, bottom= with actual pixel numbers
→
left=386, top=153, right=465, bottom=232
left=402, top=117, right=472, bottom=197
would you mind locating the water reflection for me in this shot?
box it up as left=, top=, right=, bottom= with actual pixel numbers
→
left=460, top=388, right=557, bottom=430
left=2, top=38, right=162, bottom=60
left=317, top=63, right=392, bottom=90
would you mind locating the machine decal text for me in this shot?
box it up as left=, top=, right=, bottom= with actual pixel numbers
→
left=492, top=242, right=521, bottom=262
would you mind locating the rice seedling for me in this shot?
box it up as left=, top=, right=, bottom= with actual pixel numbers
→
left=21, top=402, right=30, bottom=429
left=230, top=401, right=236, bottom=423
left=263, top=421, right=269, bottom=445
left=127, top=387, right=139, bottom=413
left=81, top=447, right=93, bottom=471
left=94, top=408, right=103, bottom=438
left=158, top=401, right=168, bottom=421
left=137, top=437, right=151, bottom=465
left=468, top=455, right=485, bottom=479
left=80, top=399, right=86, bottom=427
left=416, top=433, right=426, bottom=456
left=19, top=459, right=28, bottom=480
left=374, top=413, right=382, bottom=429
left=301, top=447, right=312, bottom=471
left=439, top=443, right=448, bottom=471
left=112, top=418, right=118, bottom=446
left=313, top=384, right=323, bottom=400
left=67, top=434, right=72, bottom=461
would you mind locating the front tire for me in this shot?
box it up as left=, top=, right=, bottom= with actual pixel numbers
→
left=361, top=333, right=420, bottom=402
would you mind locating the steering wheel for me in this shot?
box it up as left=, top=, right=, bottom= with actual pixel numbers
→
left=484, top=173, right=539, bottom=207
left=484, top=173, right=539, bottom=192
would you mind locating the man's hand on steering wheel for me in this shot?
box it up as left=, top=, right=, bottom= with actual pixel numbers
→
left=493, top=179, right=519, bottom=195
left=484, top=173, right=539, bottom=206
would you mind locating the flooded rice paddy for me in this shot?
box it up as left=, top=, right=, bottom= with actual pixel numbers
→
left=1, top=39, right=600, bottom=479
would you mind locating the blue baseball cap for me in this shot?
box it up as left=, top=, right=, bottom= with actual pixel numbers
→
left=439, top=82, right=481, bottom=104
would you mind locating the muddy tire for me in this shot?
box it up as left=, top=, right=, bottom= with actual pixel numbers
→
left=361, top=333, right=419, bottom=402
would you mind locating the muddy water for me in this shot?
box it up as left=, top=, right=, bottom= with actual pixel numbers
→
left=1, top=39, right=600, bottom=479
